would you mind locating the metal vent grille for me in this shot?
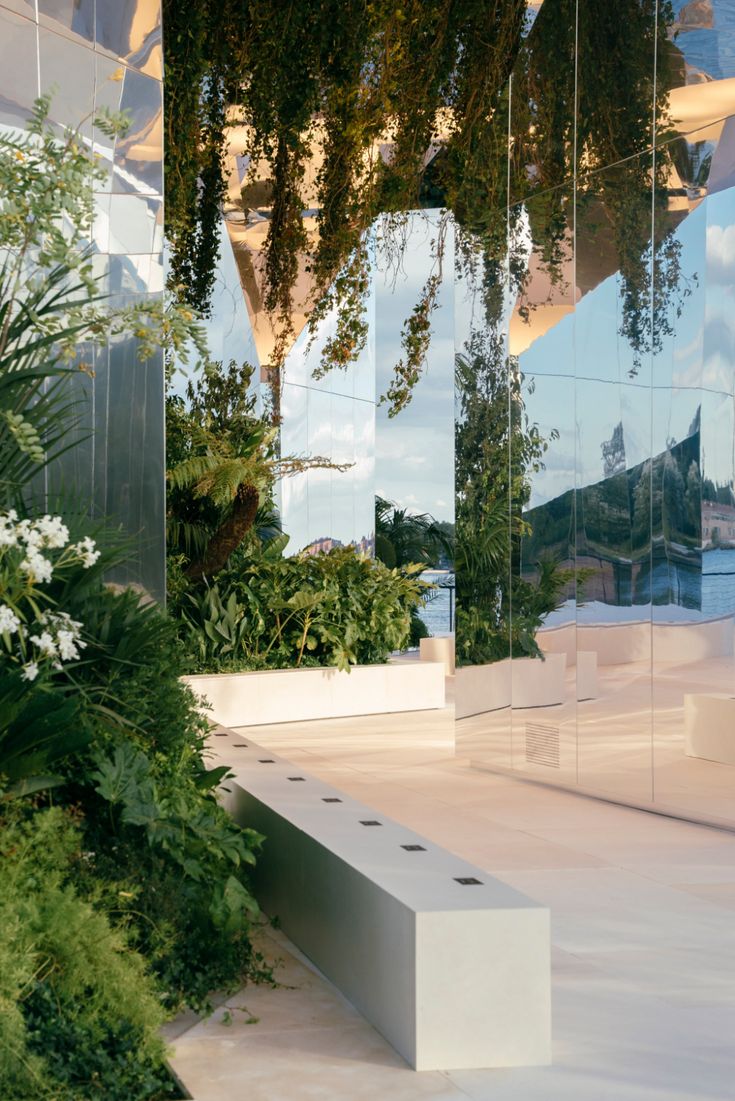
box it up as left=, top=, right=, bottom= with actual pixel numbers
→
left=525, top=722, right=560, bottom=768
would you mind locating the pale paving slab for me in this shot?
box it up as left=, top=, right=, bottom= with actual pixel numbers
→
left=172, top=703, right=735, bottom=1100
left=170, top=928, right=469, bottom=1101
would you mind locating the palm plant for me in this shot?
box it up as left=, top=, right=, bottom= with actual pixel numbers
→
left=375, top=495, right=454, bottom=569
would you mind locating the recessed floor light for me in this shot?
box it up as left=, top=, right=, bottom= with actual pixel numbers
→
left=360, top=820, right=382, bottom=826
left=288, top=776, right=306, bottom=782
left=322, top=797, right=342, bottom=803
left=454, top=876, right=483, bottom=886
left=401, top=844, right=426, bottom=852
left=258, top=759, right=275, bottom=763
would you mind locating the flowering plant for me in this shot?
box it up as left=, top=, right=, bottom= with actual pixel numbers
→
left=0, top=509, right=100, bottom=683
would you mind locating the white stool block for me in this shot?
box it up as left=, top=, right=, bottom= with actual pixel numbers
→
left=685, top=694, right=735, bottom=765
left=420, top=634, right=455, bottom=674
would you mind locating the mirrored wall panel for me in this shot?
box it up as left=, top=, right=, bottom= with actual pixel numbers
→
left=0, top=0, right=166, bottom=599
left=455, top=0, right=735, bottom=827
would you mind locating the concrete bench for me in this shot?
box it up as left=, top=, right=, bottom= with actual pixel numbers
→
left=210, top=727, right=551, bottom=1072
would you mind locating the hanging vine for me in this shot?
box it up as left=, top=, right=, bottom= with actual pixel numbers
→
left=163, top=0, right=528, bottom=416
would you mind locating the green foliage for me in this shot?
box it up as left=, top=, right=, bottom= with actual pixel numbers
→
left=0, top=676, right=90, bottom=800
left=46, top=581, right=266, bottom=1010
left=174, top=545, right=428, bottom=674
left=0, top=806, right=176, bottom=1101
left=0, top=95, right=269, bottom=1097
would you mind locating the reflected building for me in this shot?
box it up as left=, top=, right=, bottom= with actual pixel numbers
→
left=0, top=0, right=166, bottom=598
left=455, top=0, right=735, bottom=827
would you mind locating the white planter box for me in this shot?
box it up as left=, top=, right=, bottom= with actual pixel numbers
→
left=540, top=617, right=733, bottom=666
left=182, top=660, right=445, bottom=727
left=455, top=654, right=567, bottom=720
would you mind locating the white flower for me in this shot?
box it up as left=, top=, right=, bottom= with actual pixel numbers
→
left=0, top=511, right=18, bottom=547
left=21, top=661, right=39, bottom=682
left=20, top=550, right=53, bottom=583
left=47, top=611, right=83, bottom=633
left=0, top=604, right=20, bottom=634
left=30, top=630, right=57, bottom=657
left=57, top=629, right=84, bottom=661
left=35, top=515, right=69, bottom=549
left=16, top=519, right=34, bottom=544
left=0, top=526, right=17, bottom=547
left=73, top=535, right=100, bottom=568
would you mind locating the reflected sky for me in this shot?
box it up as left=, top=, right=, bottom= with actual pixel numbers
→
left=374, top=211, right=454, bottom=522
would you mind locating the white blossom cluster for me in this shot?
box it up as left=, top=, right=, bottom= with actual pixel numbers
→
left=0, top=509, right=101, bottom=583
left=0, top=601, right=88, bottom=682
left=0, top=510, right=100, bottom=682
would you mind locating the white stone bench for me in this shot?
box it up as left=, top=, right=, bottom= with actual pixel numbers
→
left=685, top=694, right=735, bottom=766
left=210, top=728, right=551, bottom=1072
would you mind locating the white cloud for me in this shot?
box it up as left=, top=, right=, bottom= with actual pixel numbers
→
left=706, top=223, right=735, bottom=285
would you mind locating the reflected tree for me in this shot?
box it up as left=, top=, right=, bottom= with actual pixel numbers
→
left=455, top=321, right=571, bottom=665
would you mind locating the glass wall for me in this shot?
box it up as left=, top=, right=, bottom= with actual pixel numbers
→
left=0, top=0, right=166, bottom=598
left=456, top=0, right=735, bottom=826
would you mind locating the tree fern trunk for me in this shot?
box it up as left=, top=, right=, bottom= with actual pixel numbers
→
left=186, top=483, right=259, bottom=580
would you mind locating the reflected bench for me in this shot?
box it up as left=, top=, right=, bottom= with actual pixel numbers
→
left=210, top=727, right=551, bottom=1072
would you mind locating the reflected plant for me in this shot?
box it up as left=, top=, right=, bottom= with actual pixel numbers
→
left=462, top=0, right=692, bottom=377
left=455, top=319, right=566, bottom=665
left=0, top=94, right=207, bottom=500
left=163, top=0, right=528, bottom=413
left=166, top=359, right=350, bottom=580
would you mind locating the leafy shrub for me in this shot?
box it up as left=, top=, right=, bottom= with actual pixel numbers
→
left=174, top=545, right=429, bottom=673
left=0, top=97, right=265, bottom=1097
left=53, top=582, right=267, bottom=1011
left=0, top=514, right=268, bottom=1013
left=0, top=807, right=177, bottom=1101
